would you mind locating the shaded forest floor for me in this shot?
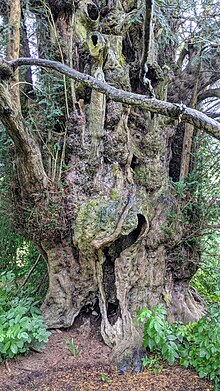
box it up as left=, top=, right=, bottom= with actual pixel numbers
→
left=0, top=316, right=213, bottom=391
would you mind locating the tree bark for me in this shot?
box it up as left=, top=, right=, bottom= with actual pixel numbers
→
left=7, top=0, right=21, bottom=109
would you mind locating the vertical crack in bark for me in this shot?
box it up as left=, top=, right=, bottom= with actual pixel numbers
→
left=102, top=251, right=120, bottom=325
left=102, top=214, right=146, bottom=325
left=130, top=154, right=138, bottom=170
left=169, top=123, right=185, bottom=182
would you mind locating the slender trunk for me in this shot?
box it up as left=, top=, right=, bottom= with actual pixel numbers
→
left=180, top=60, right=201, bottom=180
left=7, top=0, right=21, bottom=109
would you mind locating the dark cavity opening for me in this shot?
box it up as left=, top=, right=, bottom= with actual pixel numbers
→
left=169, top=122, right=185, bottom=182
left=102, top=214, right=146, bottom=325
left=130, top=154, right=138, bottom=170
left=91, top=34, right=98, bottom=46
left=122, top=35, right=135, bottom=63
left=72, top=297, right=101, bottom=329
left=144, top=66, right=157, bottom=86
left=102, top=254, right=120, bottom=325
left=87, top=3, right=99, bottom=20
left=107, top=214, right=146, bottom=264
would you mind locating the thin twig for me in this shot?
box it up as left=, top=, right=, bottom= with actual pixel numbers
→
left=35, top=271, right=48, bottom=294
left=18, top=254, right=41, bottom=290
left=30, top=346, right=42, bottom=353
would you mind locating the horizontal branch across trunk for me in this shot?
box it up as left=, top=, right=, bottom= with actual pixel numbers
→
left=9, top=57, right=220, bottom=140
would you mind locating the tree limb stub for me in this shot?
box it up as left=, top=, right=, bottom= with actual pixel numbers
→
left=9, top=57, right=220, bottom=140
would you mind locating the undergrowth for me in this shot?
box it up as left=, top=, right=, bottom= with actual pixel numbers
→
left=137, top=303, right=220, bottom=390
left=0, top=271, right=50, bottom=362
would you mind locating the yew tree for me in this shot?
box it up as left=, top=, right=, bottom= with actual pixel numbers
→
left=0, top=0, right=219, bottom=368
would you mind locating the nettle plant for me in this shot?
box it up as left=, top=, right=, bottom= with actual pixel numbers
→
left=137, top=304, right=220, bottom=390
left=0, top=271, right=50, bottom=362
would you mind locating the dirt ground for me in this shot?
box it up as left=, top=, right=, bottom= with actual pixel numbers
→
left=0, top=316, right=213, bottom=391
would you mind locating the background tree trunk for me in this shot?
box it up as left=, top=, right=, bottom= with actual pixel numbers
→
left=7, top=0, right=21, bottom=108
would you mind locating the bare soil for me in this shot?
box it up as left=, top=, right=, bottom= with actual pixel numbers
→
left=0, top=316, right=213, bottom=391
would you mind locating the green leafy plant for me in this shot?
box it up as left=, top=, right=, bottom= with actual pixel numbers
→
left=142, top=354, right=163, bottom=375
left=99, top=372, right=112, bottom=383
left=0, top=271, right=51, bottom=362
left=137, top=304, right=220, bottom=390
left=170, top=179, right=188, bottom=199
left=137, top=304, right=179, bottom=366
left=65, top=338, right=78, bottom=357
left=177, top=304, right=220, bottom=389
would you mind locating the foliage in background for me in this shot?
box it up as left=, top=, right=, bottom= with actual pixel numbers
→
left=162, top=133, right=220, bottom=304
left=25, top=72, right=67, bottom=181
left=191, top=235, right=220, bottom=303
left=0, top=120, right=49, bottom=361
left=0, top=195, right=48, bottom=302
left=0, top=125, right=48, bottom=301
left=189, top=136, right=220, bottom=303
left=0, top=271, right=50, bottom=362
left=137, top=304, right=220, bottom=390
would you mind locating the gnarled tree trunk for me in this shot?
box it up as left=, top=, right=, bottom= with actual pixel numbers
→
left=1, top=0, right=219, bottom=370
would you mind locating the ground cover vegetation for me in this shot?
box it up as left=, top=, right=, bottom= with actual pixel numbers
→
left=0, top=0, right=219, bottom=385
left=0, top=271, right=50, bottom=363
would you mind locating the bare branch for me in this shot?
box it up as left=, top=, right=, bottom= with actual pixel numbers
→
left=197, top=88, right=220, bottom=102
left=8, top=57, right=220, bottom=140
left=177, top=47, right=188, bottom=69
left=140, top=0, right=154, bottom=78
left=204, top=112, right=220, bottom=120
left=19, top=255, right=41, bottom=290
